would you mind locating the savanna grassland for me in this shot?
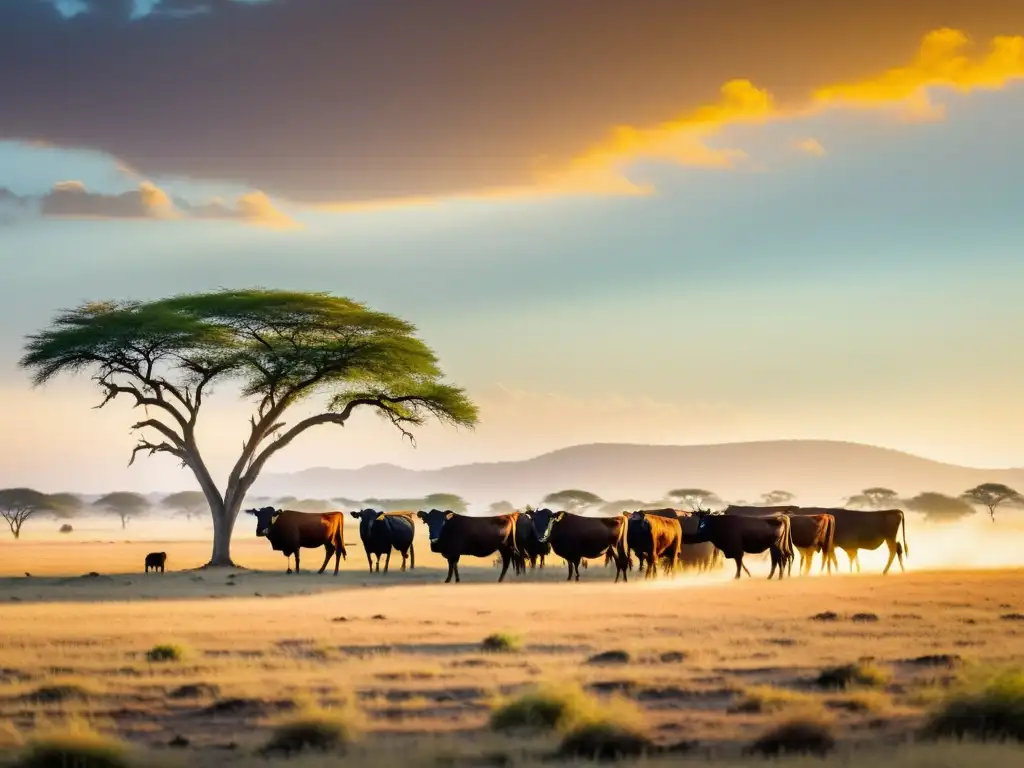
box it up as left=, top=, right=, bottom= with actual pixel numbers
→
left=1, top=522, right=1024, bottom=767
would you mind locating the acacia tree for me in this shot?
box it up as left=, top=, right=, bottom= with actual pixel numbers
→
left=0, top=488, right=57, bottom=539
left=542, top=489, right=603, bottom=514
left=846, top=487, right=900, bottom=509
left=94, top=491, right=150, bottom=529
left=760, top=490, right=795, bottom=506
left=45, top=492, right=84, bottom=519
left=961, top=483, right=1022, bottom=522
left=667, top=488, right=721, bottom=511
left=20, top=290, right=478, bottom=566
left=161, top=490, right=207, bottom=521
left=906, top=492, right=975, bottom=523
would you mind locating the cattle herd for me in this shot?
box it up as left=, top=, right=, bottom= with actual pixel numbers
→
left=236, top=503, right=910, bottom=583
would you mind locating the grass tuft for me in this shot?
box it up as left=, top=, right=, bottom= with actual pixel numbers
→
left=489, top=682, right=596, bottom=732
left=729, top=685, right=821, bottom=714
left=260, top=704, right=363, bottom=757
left=816, top=661, right=891, bottom=690
left=481, top=632, right=521, bottom=653
left=14, top=722, right=130, bottom=768
left=144, top=643, right=185, bottom=663
left=747, top=712, right=836, bottom=757
left=557, top=719, right=654, bottom=761
left=923, top=666, right=1024, bottom=742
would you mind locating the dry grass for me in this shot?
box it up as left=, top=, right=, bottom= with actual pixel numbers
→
left=1, top=536, right=1024, bottom=766
left=816, top=660, right=892, bottom=690
left=9, top=720, right=131, bottom=768
left=747, top=711, right=837, bottom=757
left=261, top=703, right=364, bottom=757
left=730, top=685, right=821, bottom=714
left=480, top=632, right=521, bottom=653
left=923, top=666, right=1024, bottom=741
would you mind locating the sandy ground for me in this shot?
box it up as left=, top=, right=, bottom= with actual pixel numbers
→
left=1, top=522, right=1023, bottom=765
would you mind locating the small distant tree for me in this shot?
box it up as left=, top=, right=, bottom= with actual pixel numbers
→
left=906, top=492, right=975, bottom=523
left=667, top=488, right=721, bottom=511
left=93, top=492, right=150, bottom=529
left=423, top=493, right=468, bottom=514
left=760, top=490, right=795, bottom=506
left=287, top=498, right=332, bottom=512
left=847, top=487, right=899, bottom=509
left=276, top=495, right=298, bottom=505
left=332, top=496, right=362, bottom=509
left=0, top=488, right=57, bottom=539
left=961, top=483, right=1022, bottom=522
left=488, top=500, right=516, bottom=515
left=45, top=492, right=84, bottom=519
left=542, top=489, right=604, bottom=514
left=598, top=499, right=650, bottom=516
left=161, top=490, right=208, bottom=521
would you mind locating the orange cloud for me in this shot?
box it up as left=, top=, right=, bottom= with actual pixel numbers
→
left=548, top=28, right=1024, bottom=193
left=304, top=27, right=1023, bottom=215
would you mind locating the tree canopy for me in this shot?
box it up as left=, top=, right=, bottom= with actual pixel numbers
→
left=666, top=488, right=721, bottom=510
left=846, top=487, right=900, bottom=509
left=44, top=492, right=85, bottom=519
left=161, top=490, right=208, bottom=520
left=760, top=490, right=795, bottom=505
left=93, top=492, right=150, bottom=528
left=20, top=289, right=477, bottom=565
left=542, top=489, right=603, bottom=514
left=0, top=488, right=60, bottom=539
left=905, top=492, right=976, bottom=523
left=961, top=483, right=1022, bottom=522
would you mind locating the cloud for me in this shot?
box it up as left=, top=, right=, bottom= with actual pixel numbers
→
left=795, top=138, right=826, bottom=156
left=40, top=179, right=177, bottom=220
left=1, top=180, right=295, bottom=227
left=3, top=0, right=1024, bottom=208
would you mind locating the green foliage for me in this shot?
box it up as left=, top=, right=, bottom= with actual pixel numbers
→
left=20, top=289, right=477, bottom=565
left=543, top=489, right=603, bottom=513
left=489, top=682, right=596, bottom=732
left=923, top=666, right=1024, bottom=741
left=14, top=725, right=131, bottom=768
left=44, top=492, right=84, bottom=519
left=261, top=705, right=363, bottom=756
left=961, top=483, right=1023, bottom=522
left=906, top=492, right=976, bottom=523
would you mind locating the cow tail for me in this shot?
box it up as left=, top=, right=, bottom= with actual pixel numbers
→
left=615, top=516, right=629, bottom=565
left=901, top=511, right=909, bottom=558
left=782, top=515, right=794, bottom=562
left=508, top=514, right=520, bottom=555
left=823, top=515, right=835, bottom=559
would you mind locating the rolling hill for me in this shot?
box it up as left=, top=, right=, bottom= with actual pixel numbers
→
left=251, top=440, right=1024, bottom=509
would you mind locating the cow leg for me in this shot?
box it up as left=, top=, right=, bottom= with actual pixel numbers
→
left=733, top=558, right=743, bottom=579
left=286, top=554, right=293, bottom=574
left=384, top=548, right=392, bottom=574
left=539, top=554, right=545, bottom=569
left=400, top=548, right=408, bottom=572
left=333, top=545, right=343, bottom=575
left=453, top=558, right=461, bottom=583
left=318, top=545, right=334, bottom=574
left=375, top=554, right=381, bottom=573
left=293, top=550, right=301, bottom=574
left=882, top=540, right=899, bottom=575
left=896, top=542, right=905, bottom=572
left=574, top=560, right=582, bottom=582
left=445, top=557, right=456, bottom=583
left=365, top=550, right=374, bottom=573
left=498, top=550, right=512, bottom=582
left=409, top=542, right=415, bottom=570
left=566, top=559, right=573, bottom=581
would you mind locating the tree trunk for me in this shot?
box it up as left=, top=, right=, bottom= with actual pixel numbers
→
left=207, top=492, right=242, bottom=567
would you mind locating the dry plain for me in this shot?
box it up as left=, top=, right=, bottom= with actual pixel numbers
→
left=1, top=519, right=1024, bottom=766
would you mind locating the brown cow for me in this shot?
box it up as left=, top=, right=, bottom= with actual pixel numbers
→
left=683, top=511, right=793, bottom=580
left=245, top=507, right=347, bottom=574
left=531, top=509, right=629, bottom=582
left=795, top=507, right=909, bottom=574
left=627, top=511, right=683, bottom=578
left=788, top=513, right=835, bottom=576
left=417, top=509, right=520, bottom=583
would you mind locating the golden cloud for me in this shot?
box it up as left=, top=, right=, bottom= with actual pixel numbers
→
left=306, top=27, right=1023, bottom=215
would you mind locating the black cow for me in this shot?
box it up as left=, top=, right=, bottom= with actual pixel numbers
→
left=518, top=510, right=551, bottom=570
left=416, top=509, right=521, bottom=583
left=349, top=509, right=416, bottom=573
left=530, top=509, right=629, bottom=582
left=245, top=507, right=347, bottom=574
left=144, top=552, right=166, bottom=573
left=683, top=511, right=793, bottom=580
left=676, top=510, right=721, bottom=573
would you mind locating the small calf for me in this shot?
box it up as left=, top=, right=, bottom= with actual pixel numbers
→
left=145, top=552, right=167, bottom=573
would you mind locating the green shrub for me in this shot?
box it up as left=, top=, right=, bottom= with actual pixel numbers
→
left=923, top=666, right=1024, bottom=741
left=489, top=683, right=595, bottom=732
left=481, top=633, right=521, bottom=653
left=145, top=644, right=185, bottom=663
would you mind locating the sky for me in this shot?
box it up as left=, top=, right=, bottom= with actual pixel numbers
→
left=1, top=0, right=1024, bottom=492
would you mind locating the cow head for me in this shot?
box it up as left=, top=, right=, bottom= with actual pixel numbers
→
left=628, top=510, right=650, bottom=531
left=350, top=508, right=385, bottom=536
left=417, top=508, right=453, bottom=544
left=245, top=506, right=281, bottom=537
left=531, top=508, right=564, bottom=543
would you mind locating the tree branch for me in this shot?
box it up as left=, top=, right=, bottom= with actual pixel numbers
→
left=129, top=437, right=188, bottom=467
left=96, top=378, right=190, bottom=432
